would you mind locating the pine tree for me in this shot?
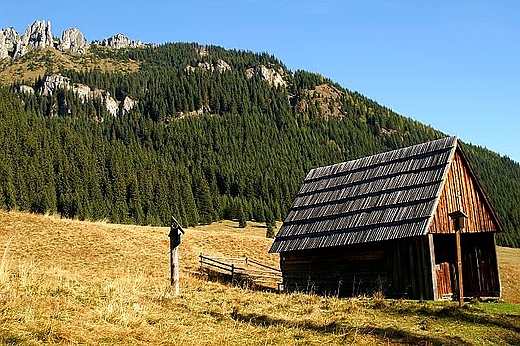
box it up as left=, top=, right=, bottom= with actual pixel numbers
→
left=238, top=203, right=247, bottom=228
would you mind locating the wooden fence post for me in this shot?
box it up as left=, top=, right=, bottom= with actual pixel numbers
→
left=170, top=240, right=179, bottom=295
left=169, top=216, right=185, bottom=296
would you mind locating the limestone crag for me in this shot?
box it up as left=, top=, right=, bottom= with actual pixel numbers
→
left=40, top=74, right=72, bottom=97
left=59, top=28, right=89, bottom=54
left=215, top=59, right=232, bottom=72
left=122, top=96, right=136, bottom=114
left=246, top=65, right=286, bottom=87
left=0, top=20, right=146, bottom=59
left=34, top=74, right=135, bottom=117
left=185, top=59, right=232, bottom=74
left=22, top=20, right=53, bottom=50
left=0, top=27, right=21, bottom=59
left=0, top=31, right=8, bottom=59
left=93, top=89, right=120, bottom=117
left=0, top=20, right=53, bottom=58
left=19, top=85, right=35, bottom=95
left=100, top=34, right=143, bottom=49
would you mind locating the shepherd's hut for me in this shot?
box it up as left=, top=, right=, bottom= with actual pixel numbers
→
left=269, top=136, right=502, bottom=300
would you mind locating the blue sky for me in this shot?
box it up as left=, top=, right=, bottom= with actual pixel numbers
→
left=2, top=0, right=519, bottom=162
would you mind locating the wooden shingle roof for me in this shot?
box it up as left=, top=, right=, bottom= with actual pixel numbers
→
left=269, top=136, right=459, bottom=253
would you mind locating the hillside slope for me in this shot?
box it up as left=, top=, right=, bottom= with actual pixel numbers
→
left=0, top=211, right=518, bottom=345
left=0, top=42, right=519, bottom=247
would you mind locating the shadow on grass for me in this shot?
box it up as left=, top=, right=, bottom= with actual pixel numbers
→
left=192, top=268, right=280, bottom=293
left=388, top=303, right=520, bottom=335
left=229, top=310, right=471, bottom=345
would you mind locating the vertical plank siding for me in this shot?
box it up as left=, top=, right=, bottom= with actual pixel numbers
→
left=461, top=233, right=501, bottom=297
left=281, top=244, right=387, bottom=297
left=429, top=150, right=497, bottom=234
left=435, top=262, right=453, bottom=298
left=387, top=236, right=434, bottom=299
left=281, top=237, right=434, bottom=300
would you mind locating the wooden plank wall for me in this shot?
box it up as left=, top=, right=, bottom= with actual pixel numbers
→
left=280, top=237, right=434, bottom=299
left=387, top=236, right=434, bottom=300
left=435, top=262, right=453, bottom=298
left=280, top=243, right=387, bottom=297
left=461, top=233, right=501, bottom=297
left=432, top=232, right=501, bottom=298
left=429, top=150, right=497, bottom=234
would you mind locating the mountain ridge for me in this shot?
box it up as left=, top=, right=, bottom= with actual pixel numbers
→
left=0, top=21, right=519, bottom=247
left=0, top=19, right=145, bottom=59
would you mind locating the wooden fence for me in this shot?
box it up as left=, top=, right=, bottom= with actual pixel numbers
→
left=199, top=254, right=283, bottom=292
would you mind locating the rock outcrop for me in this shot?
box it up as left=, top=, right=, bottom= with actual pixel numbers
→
left=58, top=28, right=89, bottom=54
left=1, top=20, right=146, bottom=59
left=0, top=20, right=53, bottom=58
left=40, top=74, right=72, bottom=97
left=19, top=85, right=35, bottom=95
left=22, top=20, right=53, bottom=50
left=246, top=65, right=286, bottom=87
left=185, top=59, right=232, bottom=74
left=36, top=74, right=135, bottom=117
left=100, top=34, right=143, bottom=49
left=122, top=96, right=136, bottom=114
left=0, top=27, right=20, bottom=59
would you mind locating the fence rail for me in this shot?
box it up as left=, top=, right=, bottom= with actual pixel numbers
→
left=199, top=254, right=283, bottom=292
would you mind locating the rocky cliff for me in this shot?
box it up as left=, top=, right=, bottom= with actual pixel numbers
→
left=0, top=20, right=146, bottom=59
left=246, top=65, right=286, bottom=87
left=99, top=33, right=143, bottom=49
left=0, top=20, right=52, bottom=58
left=21, top=74, right=136, bottom=117
left=58, top=28, right=89, bottom=54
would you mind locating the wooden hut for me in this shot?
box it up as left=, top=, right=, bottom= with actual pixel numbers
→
left=269, top=137, right=502, bottom=300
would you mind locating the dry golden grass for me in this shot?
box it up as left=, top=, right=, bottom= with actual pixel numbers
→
left=497, top=246, right=520, bottom=304
left=0, top=210, right=518, bottom=345
left=0, top=48, right=139, bottom=85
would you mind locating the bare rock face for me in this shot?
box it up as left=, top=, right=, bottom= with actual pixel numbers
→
left=59, top=28, right=89, bottom=54
left=38, top=74, right=135, bottom=117
left=101, top=34, right=143, bottom=49
left=19, top=85, right=35, bottom=95
left=40, top=74, right=72, bottom=97
left=73, top=84, right=92, bottom=101
left=185, top=59, right=232, bottom=74
left=0, top=30, right=8, bottom=59
left=0, top=27, right=21, bottom=59
left=216, top=59, right=231, bottom=72
left=122, top=96, right=136, bottom=114
left=1, top=20, right=147, bottom=59
left=246, top=65, right=286, bottom=87
left=106, top=97, right=119, bottom=116
left=0, top=20, right=52, bottom=58
left=22, top=20, right=53, bottom=50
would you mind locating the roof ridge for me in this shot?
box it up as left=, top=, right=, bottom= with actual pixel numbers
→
left=306, top=136, right=457, bottom=182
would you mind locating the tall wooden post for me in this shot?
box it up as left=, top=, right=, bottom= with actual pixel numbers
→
left=170, top=236, right=180, bottom=294
left=449, top=210, right=467, bottom=307
left=455, top=228, right=464, bottom=307
left=169, top=216, right=185, bottom=296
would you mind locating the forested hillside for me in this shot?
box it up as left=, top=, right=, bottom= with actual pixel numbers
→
left=0, top=43, right=519, bottom=247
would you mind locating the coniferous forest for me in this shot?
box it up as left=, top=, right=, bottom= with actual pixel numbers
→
left=1, top=43, right=519, bottom=247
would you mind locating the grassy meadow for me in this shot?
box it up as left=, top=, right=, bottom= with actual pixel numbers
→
left=0, top=210, right=518, bottom=345
left=0, top=48, right=139, bottom=85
